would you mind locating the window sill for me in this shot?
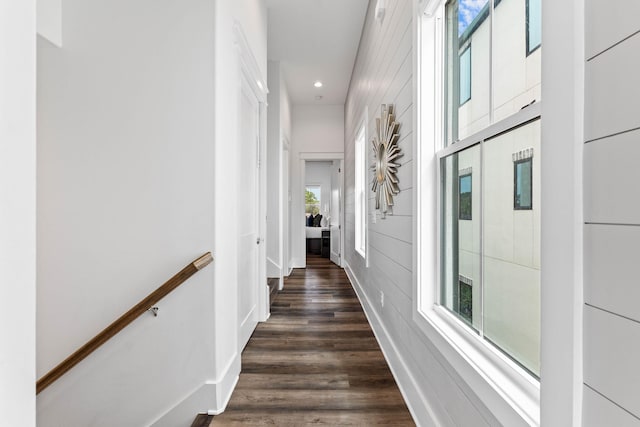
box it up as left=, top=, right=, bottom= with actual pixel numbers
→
left=413, top=304, right=540, bottom=426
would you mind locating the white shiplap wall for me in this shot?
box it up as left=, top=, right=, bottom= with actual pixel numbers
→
left=583, top=0, right=640, bottom=424
left=343, top=1, right=499, bottom=425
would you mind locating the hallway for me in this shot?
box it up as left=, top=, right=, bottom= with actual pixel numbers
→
left=210, top=255, right=414, bottom=425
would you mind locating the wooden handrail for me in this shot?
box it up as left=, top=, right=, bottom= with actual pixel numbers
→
left=36, top=252, right=213, bottom=395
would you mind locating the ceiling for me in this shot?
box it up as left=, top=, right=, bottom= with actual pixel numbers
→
left=266, top=0, right=369, bottom=105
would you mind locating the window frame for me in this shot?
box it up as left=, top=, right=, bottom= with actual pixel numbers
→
left=414, top=1, right=541, bottom=424
left=526, top=0, right=541, bottom=56
left=513, top=157, right=533, bottom=210
left=458, top=171, right=472, bottom=220
left=354, top=122, right=367, bottom=259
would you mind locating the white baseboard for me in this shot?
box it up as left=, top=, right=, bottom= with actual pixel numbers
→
left=212, top=353, right=241, bottom=413
left=344, top=262, right=440, bottom=427
left=150, top=352, right=240, bottom=427
left=291, top=257, right=305, bottom=269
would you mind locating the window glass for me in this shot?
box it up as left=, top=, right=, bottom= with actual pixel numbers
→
left=514, top=158, right=532, bottom=209
left=459, top=173, right=472, bottom=220
left=439, top=119, right=540, bottom=376
left=526, top=0, right=541, bottom=54
left=446, top=0, right=542, bottom=142
left=440, top=144, right=481, bottom=332
left=492, top=0, right=541, bottom=122
left=459, top=278, right=473, bottom=323
left=483, top=119, right=540, bottom=376
left=445, top=0, right=490, bottom=144
left=458, top=0, right=488, bottom=35
left=305, top=186, right=321, bottom=216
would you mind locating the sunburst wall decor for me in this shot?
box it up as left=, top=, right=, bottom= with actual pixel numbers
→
left=371, top=104, right=402, bottom=217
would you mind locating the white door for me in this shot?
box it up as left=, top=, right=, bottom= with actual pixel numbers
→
left=237, top=73, right=260, bottom=351
left=330, top=160, right=342, bottom=266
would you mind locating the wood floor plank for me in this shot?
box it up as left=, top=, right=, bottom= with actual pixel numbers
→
left=236, top=373, right=351, bottom=390
left=253, top=322, right=372, bottom=332
left=226, top=389, right=408, bottom=410
left=210, top=255, right=415, bottom=426
left=209, top=410, right=415, bottom=426
left=244, top=337, right=382, bottom=352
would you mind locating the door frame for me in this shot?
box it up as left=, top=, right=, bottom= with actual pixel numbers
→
left=329, top=159, right=344, bottom=267
left=299, top=152, right=344, bottom=268
left=235, top=23, right=269, bottom=326
left=281, top=137, right=291, bottom=282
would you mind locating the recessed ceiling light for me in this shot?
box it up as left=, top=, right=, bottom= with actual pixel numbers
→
left=314, top=81, right=323, bottom=88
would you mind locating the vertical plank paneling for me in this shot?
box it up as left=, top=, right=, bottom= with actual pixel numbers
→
left=585, top=0, right=640, bottom=60
left=583, top=386, right=640, bottom=427
left=584, top=33, right=640, bottom=142
left=584, top=306, right=640, bottom=419
left=584, top=129, right=640, bottom=224
left=584, top=224, right=640, bottom=323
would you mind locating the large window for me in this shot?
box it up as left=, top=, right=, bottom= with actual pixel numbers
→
left=419, top=0, right=542, bottom=402
left=354, top=125, right=366, bottom=258
left=441, top=0, right=541, bottom=378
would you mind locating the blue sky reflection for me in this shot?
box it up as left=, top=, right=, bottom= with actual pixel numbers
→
left=458, top=0, right=488, bottom=35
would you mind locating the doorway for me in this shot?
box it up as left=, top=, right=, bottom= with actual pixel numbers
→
left=301, top=157, right=343, bottom=268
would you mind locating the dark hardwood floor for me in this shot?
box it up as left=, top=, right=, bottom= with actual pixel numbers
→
left=210, top=255, right=415, bottom=426
left=192, top=414, right=214, bottom=427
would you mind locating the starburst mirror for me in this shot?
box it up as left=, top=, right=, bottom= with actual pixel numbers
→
left=371, top=104, right=402, bottom=217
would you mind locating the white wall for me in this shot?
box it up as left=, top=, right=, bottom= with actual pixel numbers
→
left=0, top=1, right=36, bottom=426
left=582, top=0, right=640, bottom=422
left=36, top=0, right=267, bottom=425
left=37, top=2, right=217, bottom=425
left=36, top=0, right=61, bottom=46
left=290, top=105, right=344, bottom=267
